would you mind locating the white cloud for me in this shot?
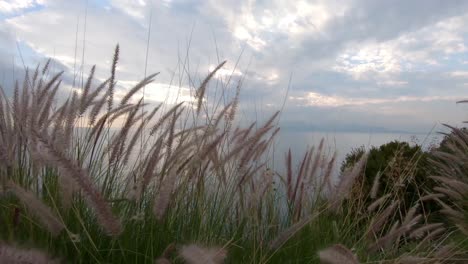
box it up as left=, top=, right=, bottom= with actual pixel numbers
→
left=290, top=92, right=460, bottom=108
left=233, top=26, right=266, bottom=51
left=253, top=70, right=280, bottom=85
left=117, top=80, right=195, bottom=104
left=109, top=0, right=147, bottom=21
left=0, top=0, right=44, bottom=14
left=376, top=80, right=408, bottom=87
left=334, top=13, right=468, bottom=81
left=334, top=41, right=403, bottom=80
left=450, top=71, right=468, bottom=78
left=223, top=0, right=348, bottom=50
left=208, top=64, right=242, bottom=79
left=2, top=0, right=468, bottom=133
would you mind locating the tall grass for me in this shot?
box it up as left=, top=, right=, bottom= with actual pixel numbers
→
left=0, top=48, right=465, bottom=263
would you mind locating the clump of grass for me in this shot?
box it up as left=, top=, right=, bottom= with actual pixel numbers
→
left=0, top=47, right=462, bottom=263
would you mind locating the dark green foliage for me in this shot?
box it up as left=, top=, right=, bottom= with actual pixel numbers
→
left=341, top=141, right=437, bottom=214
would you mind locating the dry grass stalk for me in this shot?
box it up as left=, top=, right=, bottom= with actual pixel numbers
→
left=401, top=205, right=419, bottom=227
left=41, top=58, right=51, bottom=75
left=430, top=176, right=468, bottom=196
left=293, top=148, right=317, bottom=205
left=0, top=243, right=59, bottom=264
left=88, top=86, right=111, bottom=125
left=226, top=83, right=240, bottom=126
left=33, top=132, right=122, bottom=236
left=368, top=214, right=421, bottom=253
left=419, top=193, right=445, bottom=202
left=433, top=198, right=464, bottom=220
left=367, top=194, right=391, bottom=213
left=409, top=223, right=444, bottom=239
left=6, top=181, right=65, bottom=237
left=80, top=65, right=96, bottom=115
left=417, top=227, right=446, bottom=246
left=109, top=100, right=143, bottom=165
left=236, top=126, right=273, bottom=172
left=455, top=223, right=468, bottom=236
left=251, top=138, right=271, bottom=161
left=330, top=152, right=368, bottom=212
left=149, top=102, right=184, bottom=136
left=137, top=138, right=164, bottom=201
left=38, top=80, right=62, bottom=128
left=57, top=173, right=78, bottom=210
left=222, top=124, right=275, bottom=166
left=211, top=102, right=233, bottom=129
left=86, top=78, right=110, bottom=106
left=164, top=110, right=178, bottom=163
left=318, top=244, right=359, bottom=264
left=196, top=61, right=227, bottom=115
left=62, top=91, right=78, bottom=148
left=262, top=111, right=280, bottom=129
left=369, top=200, right=398, bottom=236
left=268, top=213, right=316, bottom=250
left=307, top=139, right=324, bottom=184
left=153, top=167, right=177, bottom=220
left=38, top=71, right=63, bottom=103
left=108, top=104, right=138, bottom=123
left=108, top=44, right=119, bottom=112
left=88, top=114, right=109, bottom=150
left=237, top=162, right=266, bottom=191
left=179, top=244, right=227, bottom=264
left=31, top=65, right=39, bottom=89
left=433, top=186, right=463, bottom=200
left=321, top=151, right=337, bottom=193
left=89, top=104, right=133, bottom=139
left=12, top=81, right=19, bottom=126
left=383, top=220, right=400, bottom=250
left=198, top=131, right=226, bottom=159
left=50, top=101, right=67, bottom=146
left=370, top=170, right=382, bottom=199
left=433, top=244, right=459, bottom=260
left=120, top=72, right=159, bottom=106
left=232, top=122, right=255, bottom=143
left=20, top=70, right=30, bottom=126
left=286, top=149, right=293, bottom=200
left=123, top=104, right=163, bottom=164
left=87, top=81, right=111, bottom=125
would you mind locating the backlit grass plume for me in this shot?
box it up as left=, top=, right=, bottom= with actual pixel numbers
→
left=0, top=47, right=464, bottom=263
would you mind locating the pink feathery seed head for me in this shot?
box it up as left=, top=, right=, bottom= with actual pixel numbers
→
left=179, top=244, right=227, bottom=264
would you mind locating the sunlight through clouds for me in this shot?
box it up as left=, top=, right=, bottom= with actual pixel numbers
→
left=1, top=0, right=468, bottom=132
left=0, top=0, right=44, bottom=14
left=117, top=80, right=195, bottom=104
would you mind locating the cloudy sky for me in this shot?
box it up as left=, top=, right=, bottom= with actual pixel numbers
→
left=1, top=0, right=468, bottom=133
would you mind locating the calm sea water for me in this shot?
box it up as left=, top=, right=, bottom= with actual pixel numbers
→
left=270, top=131, right=442, bottom=174
left=81, top=127, right=442, bottom=178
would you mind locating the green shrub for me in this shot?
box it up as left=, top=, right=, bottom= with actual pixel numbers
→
left=341, top=141, right=437, bottom=215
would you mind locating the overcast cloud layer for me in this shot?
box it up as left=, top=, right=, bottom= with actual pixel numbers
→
left=1, top=0, right=468, bottom=133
